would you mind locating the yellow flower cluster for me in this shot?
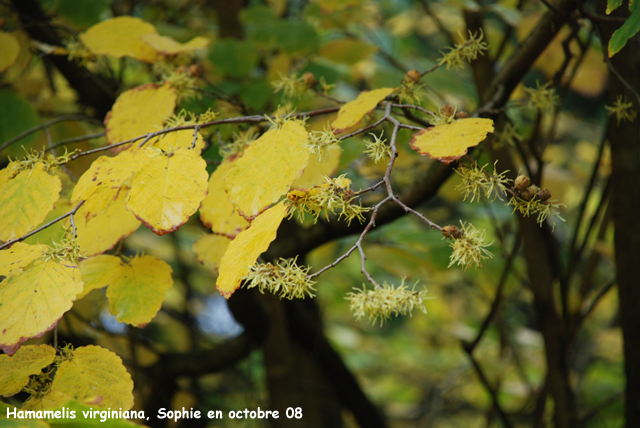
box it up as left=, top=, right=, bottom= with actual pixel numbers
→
left=438, top=31, right=489, bottom=71
left=41, top=232, right=85, bottom=264
left=307, top=125, right=341, bottom=161
left=524, top=81, right=558, bottom=112
left=364, top=131, right=391, bottom=164
left=243, top=257, right=316, bottom=299
left=606, top=95, right=636, bottom=124
left=346, top=279, right=428, bottom=325
left=445, top=221, right=493, bottom=271
left=454, top=161, right=510, bottom=202
left=287, top=175, right=369, bottom=225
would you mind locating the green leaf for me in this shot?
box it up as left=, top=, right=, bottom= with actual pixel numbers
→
left=0, top=91, right=39, bottom=157
left=606, top=0, right=624, bottom=14
left=273, top=20, right=318, bottom=54
left=608, top=1, right=640, bottom=57
left=209, top=39, right=259, bottom=77
left=57, top=0, right=111, bottom=27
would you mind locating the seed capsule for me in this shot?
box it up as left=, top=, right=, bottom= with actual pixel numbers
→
left=514, top=175, right=530, bottom=191
left=442, top=225, right=463, bottom=239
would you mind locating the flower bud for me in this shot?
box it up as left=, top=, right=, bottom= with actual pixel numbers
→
left=441, top=105, right=455, bottom=117
left=514, top=175, right=530, bottom=191
left=404, top=69, right=421, bottom=84
left=536, top=188, right=552, bottom=202
left=520, top=184, right=540, bottom=201
left=302, top=72, right=317, bottom=88
left=454, top=111, right=468, bottom=119
left=442, top=225, right=463, bottom=239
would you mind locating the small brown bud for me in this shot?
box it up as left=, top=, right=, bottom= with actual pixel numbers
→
left=342, top=188, right=355, bottom=201
left=442, top=225, right=463, bottom=240
left=514, top=175, right=530, bottom=191
left=454, top=111, right=468, bottom=119
left=404, top=69, right=421, bottom=84
left=441, top=105, right=455, bottom=117
left=188, top=64, right=202, bottom=77
left=536, top=188, right=552, bottom=202
left=302, top=72, right=317, bottom=88
left=520, top=184, right=540, bottom=201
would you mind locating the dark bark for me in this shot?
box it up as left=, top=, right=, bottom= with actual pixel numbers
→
left=211, top=0, right=245, bottom=39
left=598, top=4, right=640, bottom=425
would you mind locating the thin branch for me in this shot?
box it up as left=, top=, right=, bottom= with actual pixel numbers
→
left=45, top=132, right=105, bottom=152
left=462, top=344, right=515, bottom=428
left=66, top=107, right=341, bottom=162
left=0, top=200, right=85, bottom=250
left=579, top=279, right=616, bottom=322
left=0, top=114, right=101, bottom=153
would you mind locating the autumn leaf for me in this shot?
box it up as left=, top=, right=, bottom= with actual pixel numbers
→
left=77, top=255, right=122, bottom=299
left=292, top=144, right=342, bottom=189
left=331, top=88, right=395, bottom=133
left=0, top=344, right=56, bottom=397
left=76, top=186, right=141, bottom=257
left=70, top=148, right=152, bottom=204
left=22, top=390, right=73, bottom=412
left=0, top=163, right=62, bottom=242
left=48, top=345, right=134, bottom=410
left=217, top=201, right=288, bottom=298
left=200, top=160, right=249, bottom=237
left=0, top=242, right=46, bottom=278
left=104, top=83, right=176, bottom=150
left=0, top=261, right=83, bottom=355
left=0, top=161, right=20, bottom=186
left=193, top=234, right=232, bottom=273
left=409, top=118, right=494, bottom=164
left=140, top=33, right=209, bottom=55
left=79, top=255, right=173, bottom=327
left=149, top=129, right=205, bottom=154
left=0, top=31, right=20, bottom=72
left=225, top=120, right=310, bottom=219
left=80, top=16, right=160, bottom=63
left=126, top=148, right=208, bottom=235
left=319, top=39, right=378, bottom=65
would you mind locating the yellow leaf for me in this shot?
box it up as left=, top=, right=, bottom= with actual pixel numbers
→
left=104, top=255, right=173, bottom=327
left=319, top=39, right=378, bottom=65
left=200, top=160, right=249, bottom=238
left=150, top=129, right=205, bottom=154
left=22, top=390, right=73, bottom=412
left=225, top=121, right=310, bottom=219
left=0, top=31, right=20, bottom=72
left=140, top=33, right=209, bottom=55
left=49, top=345, right=134, bottom=410
left=78, top=255, right=122, bottom=299
left=292, top=144, right=342, bottom=188
left=80, top=16, right=160, bottom=63
left=71, top=149, right=152, bottom=204
left=0, top=261, right=83, bottom=355
left=216, top=201, right=288, bottom=298
left=331, top=88, right=395, bottom=133
left=126, top=148, right=208, bottom=235
left=0, top=163, right=62, bottom=242
left=76, top=186, right=141, bottom=257
left=0, top=243, right=46, bottom=278
left=104, top=83, right=176, bottom=149
left=0, top=344, right=56, bottom=397
left=409, top=118, right=494, bottom=164
left=80, top=255, right=172, bottom=326
left=193, top=234, right=231, bottom=273
left=0, top=161, right=20, bottom=186
left=24, top=198, right=72, bottom=247
left=267, top=52, right=291, bottom=84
